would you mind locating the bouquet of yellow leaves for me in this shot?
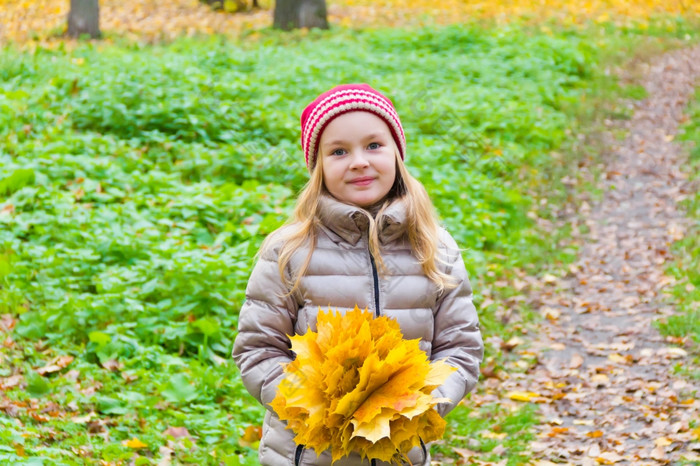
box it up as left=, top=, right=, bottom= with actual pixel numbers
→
left=270, top=306, right=456, bottom=464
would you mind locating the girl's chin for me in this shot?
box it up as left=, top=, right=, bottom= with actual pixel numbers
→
left=350, top=196, right=384, bottom=208
left=331, top=188, right=390, bottom=207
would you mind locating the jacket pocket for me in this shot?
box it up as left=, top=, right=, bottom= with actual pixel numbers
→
left=294, top=444, right=305, bottom=466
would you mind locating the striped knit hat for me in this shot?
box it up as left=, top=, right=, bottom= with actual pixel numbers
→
left=300, top=83, right=406, bottom=171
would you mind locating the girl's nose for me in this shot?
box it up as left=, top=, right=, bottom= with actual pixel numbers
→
left=348, top=150, right=370, bottom=169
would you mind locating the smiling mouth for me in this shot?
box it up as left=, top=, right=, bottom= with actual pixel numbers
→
left=350, top=178, right=374, bottom=185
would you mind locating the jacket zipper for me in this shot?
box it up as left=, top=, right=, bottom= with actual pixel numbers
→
left=368, top=251, right=380, bottom=318
left=369, top=247, right=380, bottom=466
left=294, top=444, right=305, bottom=465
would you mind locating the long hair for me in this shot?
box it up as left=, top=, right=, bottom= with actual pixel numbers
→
left=257, top=144, right=458, bottom=296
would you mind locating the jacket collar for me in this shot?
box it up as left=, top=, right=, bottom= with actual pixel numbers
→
left=316, top=194, right=409, bottom=246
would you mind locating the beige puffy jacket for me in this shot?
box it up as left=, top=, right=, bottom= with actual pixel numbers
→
left=233, top=194, right=483, bottom=465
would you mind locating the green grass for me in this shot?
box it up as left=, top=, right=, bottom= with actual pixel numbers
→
left=657, top=87, right=700, bottom=381
left=0, top=17, right=699, bottom=464
left=435, top=403, right=538, bottom=465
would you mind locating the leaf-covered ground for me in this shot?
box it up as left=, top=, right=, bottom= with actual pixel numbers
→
left=1, top=2, right=699, bottom=465
left=497, top=45, right=700, bottom=465
left=1, top=0, right=700, bottom=46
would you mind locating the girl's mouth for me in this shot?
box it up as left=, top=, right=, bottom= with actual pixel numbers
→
left=349, top=177, right=374, bottom=186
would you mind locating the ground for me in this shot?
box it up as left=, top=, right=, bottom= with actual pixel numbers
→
left=493, top=45, right=700, bottom=464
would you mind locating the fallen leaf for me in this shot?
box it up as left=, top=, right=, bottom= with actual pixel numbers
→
left=87, top=420, right=106, bottom=434
left=607, top=353, right=627, bottom=364
left=121, top=372, right=139, bottom=383
left=480, top=362, right=500, bottom=379
left=454, top=447, right=479, bottom=458
left=654, top=437, right=672, bottom=447
left=502, top=336, right=524, bottom=351
left=0, top=375, right=23, bottom=389
left=570, top=353, right=584, bottom=369
left=692, top=427, right=700, bottom=440
left=663, top=347, right=687, bottom=359
left=163, top=426, right=192, bottom=439
left=238, top=425, right=261, bottom=447
left=482, top=431, right=508, bottom=440
left=36, top=356, right=74, bottom=376
left=541, top=307, right=561, bottom=320
left=599, top=451, right=625, bottom=462
left=591, top=374, right=609, bottom=387
left=123, top=437, right=147, bottom=449
left=0, top=314, right=16, bottom=331
left=548, top=426, right=569, bottom=437
left=242, top=425, right=261, bottom=442
left=507, top=391, right=540, bottom=402
left=101, top=359, right=122, bottom=372
left=30, top=412, right=49, bottom=422
left=650, top=445, right=666, bottom=460
left=158, top=446, right=174, bottom=466
left=72, top=412, right=96, bottom=424
left=492, top=444, right=506, bottom=455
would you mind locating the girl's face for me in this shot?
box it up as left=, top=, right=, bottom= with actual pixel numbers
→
left=318, top=111, right=397, bottom=208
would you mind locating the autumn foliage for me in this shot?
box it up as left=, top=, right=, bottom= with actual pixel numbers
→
left=1, top=0, right=699, bottom=47
left=270, top=307, right=456, bottom=464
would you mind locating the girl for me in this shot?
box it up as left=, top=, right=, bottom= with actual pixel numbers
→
left=233, top=84, right=483, bottom=466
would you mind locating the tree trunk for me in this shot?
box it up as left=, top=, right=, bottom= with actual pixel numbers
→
left=67, top=0, right=101, bottom=39
left=274, top=0, right=328, bottom=31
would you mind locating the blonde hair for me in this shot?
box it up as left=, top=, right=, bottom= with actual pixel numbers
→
left=258, top=145, right=458, bottom=296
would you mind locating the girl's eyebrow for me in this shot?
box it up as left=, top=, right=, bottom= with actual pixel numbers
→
left=322, top=133, right=388, bottom=148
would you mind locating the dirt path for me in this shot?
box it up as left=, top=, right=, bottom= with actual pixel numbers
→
left=505, top=46, right=700, bottom=464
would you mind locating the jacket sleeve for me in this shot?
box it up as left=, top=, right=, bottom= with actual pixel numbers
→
left=431, top=229, right=484, bottom=417
left=232, top=237, right=298, bottom=412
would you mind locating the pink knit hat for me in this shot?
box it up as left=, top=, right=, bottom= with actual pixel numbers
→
left=300, top=83, right=406, bottom=171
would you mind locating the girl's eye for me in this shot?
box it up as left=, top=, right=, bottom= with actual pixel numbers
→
left=368, top=142, right=381, bottom=150
left=331, top=149, right=346, bottom=156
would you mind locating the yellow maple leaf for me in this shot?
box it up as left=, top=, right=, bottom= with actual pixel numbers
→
left=655, top=436, right=673, bottom=447
left=122, top=437, right=147, bottom=449
left=507, top=391, right=540, bottom=402
left=271, top=306, right=455, bottom=464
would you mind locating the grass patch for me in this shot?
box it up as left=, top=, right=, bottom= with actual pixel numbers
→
left=436, top=403, right=538, bottom=465
left=657, top=86, right=700, bottom=380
